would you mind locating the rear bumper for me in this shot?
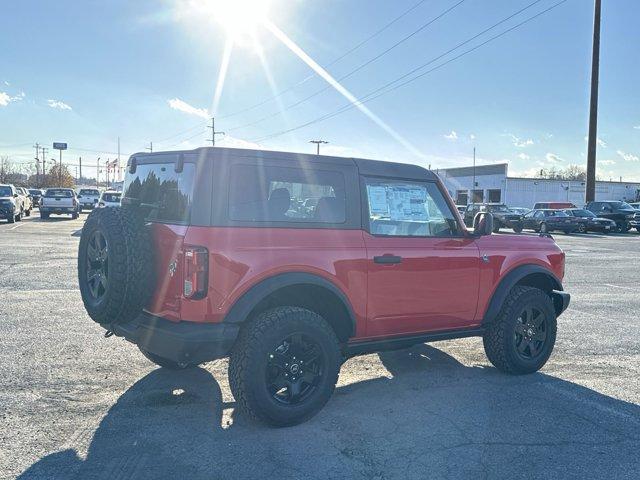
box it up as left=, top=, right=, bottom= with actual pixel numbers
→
left=40, top=206, right=76, bottom=214
left=551, top=290, right=570, bottom=316
left=110, top=313, right=240, bottom=364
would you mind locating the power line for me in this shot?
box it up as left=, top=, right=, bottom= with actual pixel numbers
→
left=253, top=0, right=568, bottom=143
left=227, top=0, right=469, bottom=133
left=217, top=0, right=430, bottom=121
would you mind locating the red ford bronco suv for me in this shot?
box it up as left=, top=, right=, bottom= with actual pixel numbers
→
left=78, top=147, right=569, bottom=426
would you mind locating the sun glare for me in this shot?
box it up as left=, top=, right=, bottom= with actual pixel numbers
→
left=207, top=0, right=271, bottom=39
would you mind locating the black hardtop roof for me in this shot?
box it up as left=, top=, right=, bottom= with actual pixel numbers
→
left=129, top=147, right=437, bottom=181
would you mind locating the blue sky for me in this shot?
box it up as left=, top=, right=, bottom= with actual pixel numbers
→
left=1, top=0, right=639, bottom=181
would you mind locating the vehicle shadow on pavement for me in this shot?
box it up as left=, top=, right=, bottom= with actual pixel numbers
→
left=17, top=345, right=640, bottom=480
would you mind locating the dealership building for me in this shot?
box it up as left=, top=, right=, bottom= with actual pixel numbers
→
left=435, top=163, right=640, bottom=208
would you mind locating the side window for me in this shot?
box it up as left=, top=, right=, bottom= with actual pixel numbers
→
left=228, top=164, right=346, bottom=224
left=534, top=211, right=544, bottom=218
left=365, top=180, right=458, bottom=237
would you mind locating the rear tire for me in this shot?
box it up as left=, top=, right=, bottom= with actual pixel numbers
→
left=483, top=286, right=557, bottom=375
left=8, top=213, right=15, bottom=223
left=539, top=223, right=548, bottom=233
left=577, top=223, right=587, bottom=234
left=139, top=347, right=195, bottom=370
left=513, top=224, right=523, bottom=233
left=229, top=307, right=342, bottom=427
left=15, top=210, right=22, bottom=222
left=40, top=212, right=49, bottom=219
left=25, top=209, right=31, bottom=217
left=72, top=212, right=79, bottom=220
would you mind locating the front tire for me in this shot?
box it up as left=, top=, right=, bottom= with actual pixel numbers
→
left=25, top=208, right=31, bottom=217
left=40, top=212, right=49, bottom=219
left=483, top=286, right=557, bottom=375
left=229, top=307, right=341, bottom=427
left=513, top=224, right=523, bottom=233
left=577, top=223, right=587, bottom=234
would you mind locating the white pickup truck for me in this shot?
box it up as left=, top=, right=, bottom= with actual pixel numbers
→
left=77, top=188, right=101, bottom=212
left=40, top=188, right=79, bottom=220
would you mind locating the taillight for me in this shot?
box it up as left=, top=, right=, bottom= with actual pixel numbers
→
left=183, top=246, right=208, bottom=299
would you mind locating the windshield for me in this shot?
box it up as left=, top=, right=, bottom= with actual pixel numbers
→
left=570, top=209, right=595, bottom=217
left=80, top=189, right=99, bottom=195
left=44, top=189, right=73, bottom=198
left=488, top=205, right=510, bottom=212
left=28, top=189, right=41, bottom=195
left=610, top=201, right=633, bottom=209
left=0, top=186, right=12, bottom=196
left=547, top=210, right=568, bottom=217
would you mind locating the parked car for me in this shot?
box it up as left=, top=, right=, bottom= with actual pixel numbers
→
left=533, top=202, right=576, bottom=210
left=28, top=188, right=44, bottom=207
left=98, top=190, right=121, bottom=208
left=584, top=200, right=637, bottom=233
left=562, top=208, right=616, bottom=233
left=463, top=203, right=523, bottom=233
left=15, top=186, right=32, bottom=217
left=40, top=188, right=79, bottom=219
left=521, top=209, right=580, bottom=234
left=77, top=147, right=570, bottom=427
left=629, top=202, right=640, bottom=210
left=77, top=188, right=101, bottom=212
left=0, top=184, right=24, bottom=223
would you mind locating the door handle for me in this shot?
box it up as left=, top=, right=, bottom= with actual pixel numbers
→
left=373, top=255, right=402, bottom=265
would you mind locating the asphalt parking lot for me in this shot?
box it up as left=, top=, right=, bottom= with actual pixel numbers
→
left=1, top=214, right=639, bottom=480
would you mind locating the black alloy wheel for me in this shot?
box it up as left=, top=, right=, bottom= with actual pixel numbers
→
left=577, top=223, right=587, bottom=233
left=514, top=306, right=547, bottom=360
left=267, top=332, right=324, bottom=405
left=86, top=230, right=109, bottom=304
left=539, top=222, right=548, bottom=233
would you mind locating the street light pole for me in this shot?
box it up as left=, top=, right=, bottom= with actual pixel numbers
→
left=309, top=140, right=328, bottom=155
left=585, top=0, right=602, bottom=202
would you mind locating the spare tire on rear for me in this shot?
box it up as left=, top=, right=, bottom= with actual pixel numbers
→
left=78, top=206, right=155, bottom=325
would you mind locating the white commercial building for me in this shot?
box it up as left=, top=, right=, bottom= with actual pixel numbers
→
left=436, top=163, right=640, bottom=208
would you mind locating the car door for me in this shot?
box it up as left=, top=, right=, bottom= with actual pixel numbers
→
left=522, top=210, right=537, bottom=229
left=362, top=177, right=481, bottom=337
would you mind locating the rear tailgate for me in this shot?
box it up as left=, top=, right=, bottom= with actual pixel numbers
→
left=42, top=190, right=75, bottom=209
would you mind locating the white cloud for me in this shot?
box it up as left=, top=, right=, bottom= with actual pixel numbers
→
left=634, top=125, right=640, bottom=130
left=517, top=153, right=530, bottom=161
left=0, top=91, right=25, bottom=106
left=47, top=99, right=72, bottom=110
left=599, top=159, right=616, bottom=166
left=217, top=134, right=262, bottom=150
left=545, top=153, right=563, bottom=163
left=616, top=150, right=639, bottom=162
left=168, top=98, right=209, bottom=119
left=507, top=134, right=534, bottom=147
left=469, top=133, right=476, bottom=140
left=443, top=130, right=458, bottom=140
left=3, top=81, right=9, bottom=86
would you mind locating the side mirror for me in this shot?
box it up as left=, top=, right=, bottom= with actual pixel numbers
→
left=472, top=212, right=494, bottom=236
left=13, top=193, right=18, bottom=198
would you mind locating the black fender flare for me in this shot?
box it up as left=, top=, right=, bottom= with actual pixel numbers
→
left=482, top=264, right=563, bottom=325
left=223, top=272, right=357, bottom=337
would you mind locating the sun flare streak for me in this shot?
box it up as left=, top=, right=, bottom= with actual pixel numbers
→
left=211, top=38, right=234, bottom=115
left=263, top=20, right=426, bottom=159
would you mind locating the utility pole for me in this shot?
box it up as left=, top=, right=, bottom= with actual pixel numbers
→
left=96, top=157, right=100, bottom=188
left=117, top=137, right=120, bottom=182
left=585, top=0, right=601, bottom=202
left=309, top=140, right=328, bottom=155
left=472, top=146, right=477, bottom=201
left=208, top=117, right=225, bottom=146
left=41, top=148, right=48, bottom=187
left=79, top=157, right=82, bottom=184
left=34, top=143, right=40, bottom=186
left=146, top=142, right=153, bottom=153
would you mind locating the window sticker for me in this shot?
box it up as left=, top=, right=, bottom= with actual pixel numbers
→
left=367, top=185, right=389, bottom=216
